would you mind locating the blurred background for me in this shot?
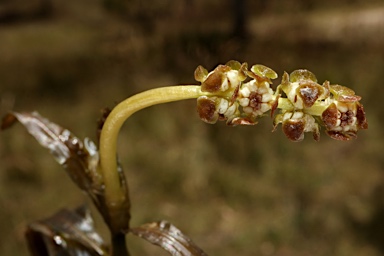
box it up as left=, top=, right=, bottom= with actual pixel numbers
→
left=0, top=0, right=383, bottom=255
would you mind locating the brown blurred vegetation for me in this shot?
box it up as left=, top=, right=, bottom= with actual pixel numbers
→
left=1, top=0, right=384, bottom=255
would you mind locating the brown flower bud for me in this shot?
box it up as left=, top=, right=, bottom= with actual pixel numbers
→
left=321, top=99, right=367, bottom=141
left=297, top=81, right=327, bottom=108
left=282, top=119, right=305, bottom=142
left=197, top=96, right=219, bottom=124
left=274, top=111, right=320, bottom=141
left=199, top=64, right=243, bottom=94
left=201, top=69, right=226, bottom=93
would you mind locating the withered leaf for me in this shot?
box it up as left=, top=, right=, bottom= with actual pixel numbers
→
left=1, top=112, right=132, bottom=232
left=26, top=205, right=108, bottom=256
left=1, top=111, right=102, bottom=194
left=130, top=221, right=208, bottom=256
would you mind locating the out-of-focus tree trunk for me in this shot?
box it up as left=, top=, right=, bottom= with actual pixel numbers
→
left=103, top=0, right=130, bottom=13
left=231, top=0, right=247, bottom=38
left=0, top=0, right=51, bottom=23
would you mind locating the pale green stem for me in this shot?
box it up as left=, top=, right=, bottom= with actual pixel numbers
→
left=99, top=85, right=205, bottom=211
left=277, top=98, right=294, bottom=112
left=304, top=101, right=330, bottom=116
left=277, top=98, right=329, bottom=116
left=98, top=85, right=328, bottom=230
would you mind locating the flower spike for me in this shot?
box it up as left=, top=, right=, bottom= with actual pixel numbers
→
left=196, top=62, right=368, bottom=141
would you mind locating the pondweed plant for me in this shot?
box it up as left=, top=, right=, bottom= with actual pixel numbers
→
left=1, top=60, right=368, bottom=255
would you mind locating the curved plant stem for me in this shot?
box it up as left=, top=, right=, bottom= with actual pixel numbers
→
left=99, top=86, right=329, bottom=220
left=99, top=85, right=205, bottom=222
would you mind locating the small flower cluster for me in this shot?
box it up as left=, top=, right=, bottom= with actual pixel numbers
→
left=195, top=60, right=277, bottom=126
left=321, top=84, right=368, bottom=140
left=195, top=61, right=368, bottom=141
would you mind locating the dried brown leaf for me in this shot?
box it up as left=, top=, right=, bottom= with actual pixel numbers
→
left=1, top=111, right=130, bottom=233
left=1, top=111, right=102, bottom=193
left=130, top=221, right=208, bottom=256
left=26, top=205, right=108, bottom=256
